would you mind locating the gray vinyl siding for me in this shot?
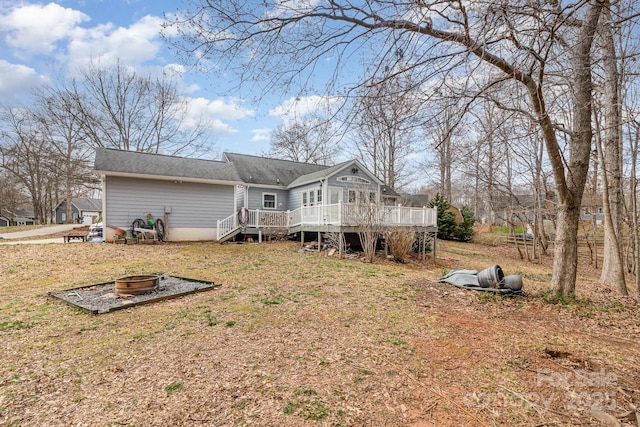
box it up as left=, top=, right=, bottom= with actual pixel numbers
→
left=247, top=187, right=289, bottom=211
left=55, top=202, right=81, bottom=224
left=235, top=185, right=245, bottom=211
left=326, top=166, right=380, bottom=196
left=289, top=182, right=323, bottom=210
left=105, top=176, right=234, bottom=228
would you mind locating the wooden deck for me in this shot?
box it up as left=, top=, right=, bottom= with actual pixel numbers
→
left=217, top=203, right=437, bottom=242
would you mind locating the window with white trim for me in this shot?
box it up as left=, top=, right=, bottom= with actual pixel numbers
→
left=337, top=176, right=371, bottom=184
left=262, top=193, right=276, bottom=209
left=301, top=189, right=323, bottom=207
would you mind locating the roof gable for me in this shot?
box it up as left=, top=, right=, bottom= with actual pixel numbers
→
left=223, top=152, right=328, bottom=187
left=289, top=159, right=388, bottom=190
left=73, top=198, right=102, bottom=211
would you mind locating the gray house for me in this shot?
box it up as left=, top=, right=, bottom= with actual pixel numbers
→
left=54, top=198, right=102, bottom=224
left=93, top=148, right=437, bottom=242
left=0, top=209, right=35, bottom=226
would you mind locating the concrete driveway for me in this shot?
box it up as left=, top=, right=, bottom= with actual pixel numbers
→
left=0, top=224, right=84, bottom=244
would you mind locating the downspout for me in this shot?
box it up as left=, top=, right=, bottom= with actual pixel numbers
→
left=319, top=179, right=325, bottom=225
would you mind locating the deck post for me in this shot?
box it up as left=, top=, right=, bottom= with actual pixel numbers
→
left=339, top=231, right=343, bottom=257
left=301, top=231, right=304, bottom=247
left=317, top=231, right=321, bottom=252
left=433, top=232, right=437, bottom=260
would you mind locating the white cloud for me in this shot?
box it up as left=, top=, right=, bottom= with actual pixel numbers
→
left=180, top=97, right=256, bottom=136
left=205, top=119, right=238, bottom=136
left=0, top=59, right=49, bottom=100
left=67, top=15, right=164, bottom=70
left=0, top=3, right=90, bottom=57
left=268, top=95, right=341, bottom=122
left=251, top=128, right=271, bottom=142
left=188, top=97, right=255, bottom=121
left=268, top=0, right=321, bottom=18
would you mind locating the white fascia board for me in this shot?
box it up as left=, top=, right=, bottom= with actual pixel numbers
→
left=246, top=184, right=289, bottom=190
left=93, top=170, right=244, bottom=186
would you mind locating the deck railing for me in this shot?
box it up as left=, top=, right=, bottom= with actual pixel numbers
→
left=216, top=211, right=238, bottom=240
left=217, top=203, right=437, bottom=240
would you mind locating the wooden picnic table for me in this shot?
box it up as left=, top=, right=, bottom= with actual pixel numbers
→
left=64, top=233, right=86, bottom=243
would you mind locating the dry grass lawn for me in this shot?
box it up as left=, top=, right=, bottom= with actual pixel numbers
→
left=0, top=238, right=639, bottom=426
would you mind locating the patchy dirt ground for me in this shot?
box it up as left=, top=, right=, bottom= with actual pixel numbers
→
left=0, top=238, right=638, bottom=426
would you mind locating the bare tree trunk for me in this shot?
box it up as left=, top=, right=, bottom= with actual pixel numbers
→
left=486, top=108, right=495, bottom=225
left=598, top=5, right=627, bottom=293
left=548, top=1, right=604, bottom=297
left=595, top=110, right=627, bottom=294
left=633, top=132, right=640, bottom=293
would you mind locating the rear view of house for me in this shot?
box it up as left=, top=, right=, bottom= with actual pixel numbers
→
left=93, top=148, right=437, bottom=243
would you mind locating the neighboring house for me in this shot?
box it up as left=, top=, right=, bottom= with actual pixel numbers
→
left=93, top=148, right=437, bottom=242
left=1, top=209, right=36, bottom=226
left=54, top=198, right=102, bottom=224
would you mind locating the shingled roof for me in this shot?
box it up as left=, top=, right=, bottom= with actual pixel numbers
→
left=94, top=148, right=242, bottom=183
left=71, top=198, right=102, bottom=211
left=223, top=152, right=329, bottom=187
left=94, top=149, right=399, bottom=195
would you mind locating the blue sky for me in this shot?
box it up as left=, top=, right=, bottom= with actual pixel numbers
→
left=0, top=0, right=339, bottom=158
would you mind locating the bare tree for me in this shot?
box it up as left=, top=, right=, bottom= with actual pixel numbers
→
left=0, top=107, right=56, bottom=223
left=267, top=117, right=337, bottom=165
left=351, top=72, right=419, bottom=190
left=0, top=171, right=29, bottom=224
left=593, top=5, right=628, bottom=294
left=168, top=0, right=606, bottom=296
left=73, top=61, right=214, bottom=156
left=34, top=85, right=98, bottom=223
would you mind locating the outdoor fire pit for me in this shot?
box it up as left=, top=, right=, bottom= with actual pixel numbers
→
left=114, top=275, right=159, bottom=296
left=48, top=275, right=221, bottom=314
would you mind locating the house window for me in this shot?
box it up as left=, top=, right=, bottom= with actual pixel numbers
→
left=369, top=192, right=376, bottom=203
left=302, top=189, right=322, bottom=207
left=337, top=176, right=371, bottom=184
left=348, top=190, right=356, bottom=203
left=263, top=193, right=276, bottom=209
